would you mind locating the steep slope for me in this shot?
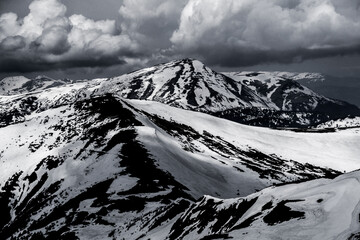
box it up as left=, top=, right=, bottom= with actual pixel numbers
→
left=0, top=92, right=358, bottom=239
left=164, top=169, right=360, bottom=240
left=107, top=59, right=359, bottom=117
left=223, top=71, right=332, bottom=112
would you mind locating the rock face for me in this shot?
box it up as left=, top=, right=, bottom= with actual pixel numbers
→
left=0, top=59, right=360, bottom=239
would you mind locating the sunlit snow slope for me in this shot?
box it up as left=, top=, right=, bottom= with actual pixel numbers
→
left=165, top=170, right=360, bottom=240
left=129, top=100, right=360, bottom=173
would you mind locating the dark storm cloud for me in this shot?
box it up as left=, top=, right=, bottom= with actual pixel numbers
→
left=0, top=54, right=127, bottom=73
left=1, top=0, right=360, bottom=75
left=200, top=44, right=360, bottom=68
left=0, top=35, right=26, bottom=51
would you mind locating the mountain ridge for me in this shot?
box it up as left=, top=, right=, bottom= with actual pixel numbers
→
left=1, top=58, right=360, bottom=239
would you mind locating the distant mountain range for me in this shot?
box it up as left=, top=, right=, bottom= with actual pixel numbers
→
left=0, top=75, right=74, bottom=96
left=221, top=70, right=360, bottom=109
left=2, top=59, right=359, bottom=129
left=316, top=116, right=360, bottom=129
left=1, top=59, right=360, bottom=239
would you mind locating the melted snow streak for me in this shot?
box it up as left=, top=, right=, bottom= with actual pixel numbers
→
left=0, top=59, right=359, bottom=239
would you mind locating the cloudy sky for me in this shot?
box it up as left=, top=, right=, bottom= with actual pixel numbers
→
left=1, top=0, right=360, bottom=79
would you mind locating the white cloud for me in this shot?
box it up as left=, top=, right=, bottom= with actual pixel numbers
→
left=0, top=0, right=139, bottom=72
left=69, top=15, right=117, bottom=34
left=0, top=13, right=21, bottom=41
left=19, top=0, right=68, bottom=41
left=1, top=0, right=360, bottom=73
left=171, top=0, right=360, bottom=63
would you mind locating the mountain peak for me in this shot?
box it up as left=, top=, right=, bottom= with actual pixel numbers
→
left=108, top=58, right=269, bottom=111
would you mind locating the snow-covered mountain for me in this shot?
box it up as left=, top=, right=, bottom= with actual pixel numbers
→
left=0, top=95, right=358, bottom=239
left=0, top=75, right=73, bottom=96
left=164, top=169, right=360, bottom=239
left=1, top=59, right=360, bottom=239
left=103, top=59, right=359, bottom=118
left=2, top=59, right=359, bottom=128
left=256, top=71, right=325, bottom=82
left=101, top=59, right=360, bottom=128
left=101, top=58, right=275, bottom=111
left=224, top=71, right=359, bottom=115
left=316, top=116, right=360, bottom=129
left=223, top=71, right=329, bottom=112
